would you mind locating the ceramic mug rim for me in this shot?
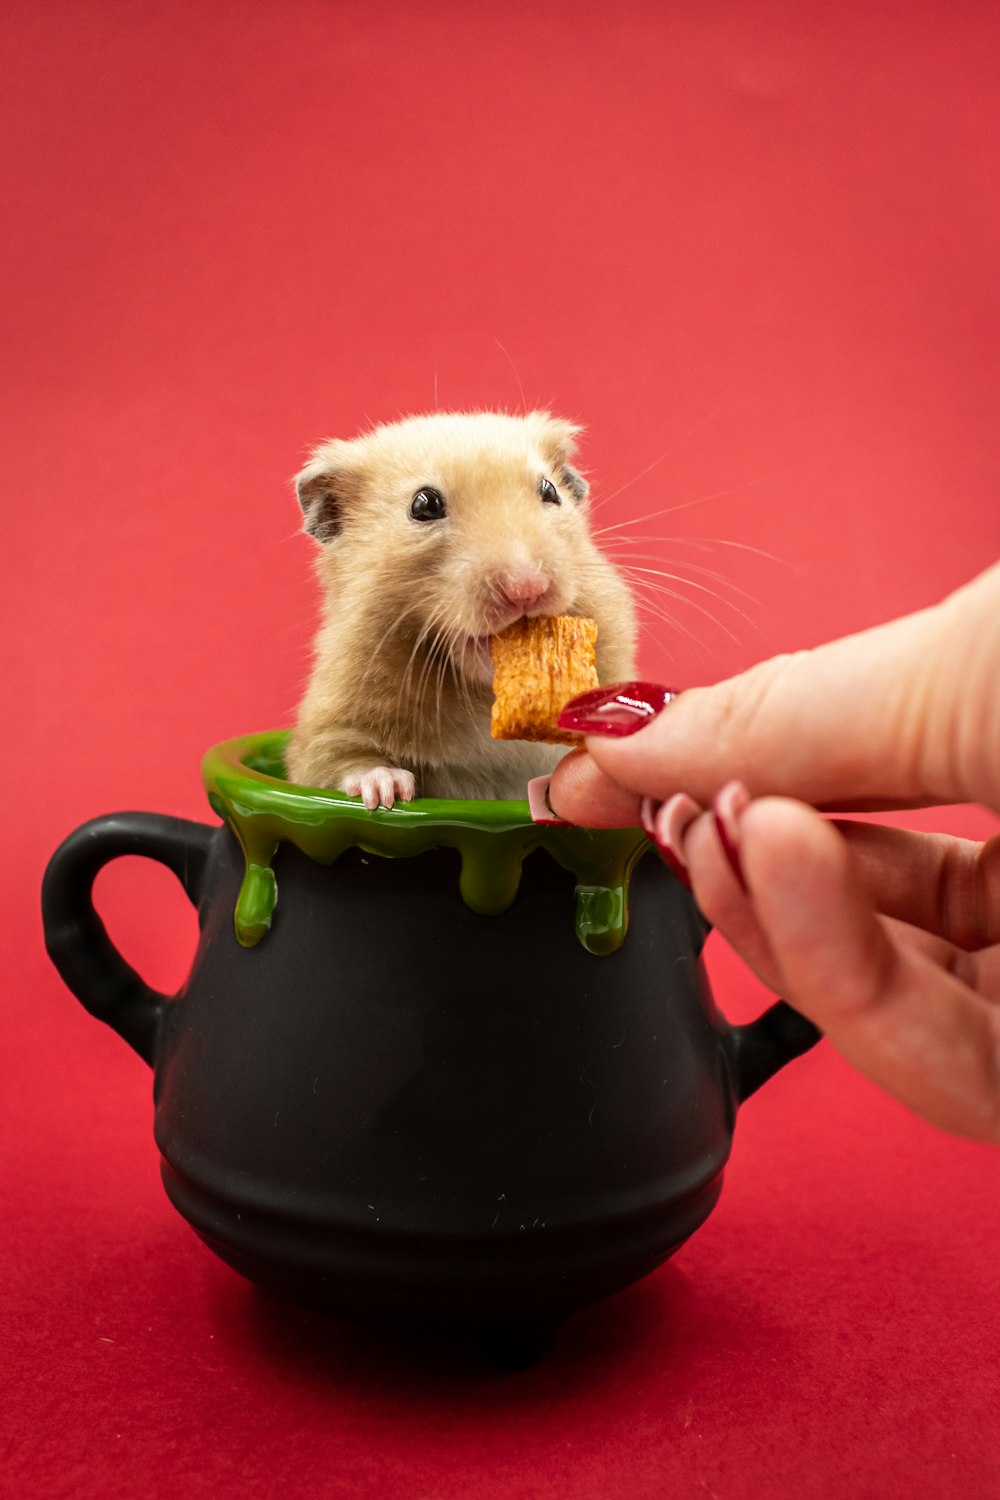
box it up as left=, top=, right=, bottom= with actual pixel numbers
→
left=202, top=728, right=572, bottom=833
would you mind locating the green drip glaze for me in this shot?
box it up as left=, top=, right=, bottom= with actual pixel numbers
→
left=202, top=731, right=651, bottom=956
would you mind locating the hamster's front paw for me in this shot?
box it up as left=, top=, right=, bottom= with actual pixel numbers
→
left=343, top=767, right=417, bottom=811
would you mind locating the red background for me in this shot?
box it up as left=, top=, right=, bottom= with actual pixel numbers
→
left=3, top=2, right=999, bottom=1496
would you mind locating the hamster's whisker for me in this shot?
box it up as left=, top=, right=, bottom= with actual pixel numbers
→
left=482, top=572, right=508, bottom=615
left=600, top=534, right=799, bottom=573
left=593, top=471, right=783, bottom=537
left=624, top=590, right=704, bottom=653
left=277, top=523, right=310, bottom=546
left=381, top=612, right=439, bottom=715
left=443, top=622, right=474, bottom=734
left=575, top=560, right=693, bottom=660
left=597, top=551, right=761, bottom=606
left=629, top=603, right=689, bottom=662
left=493, top=338, right=528, bottom=413
left=433, top=621, right=468, bottom=735
left=614, top=568, right=743, bottom=645
left=448, top=625, right=481, bottom=722
left=399, top=603, right=449, bottom=713
left=624, top=579, right=742, bottom=646
left=369, top=598, right=428, bottom=669
left=411, top=612, right=455, bottom=730
left=430, top=626, right=454, bottom=740
left=407, top=611, right=448, bottom=699
left=589, top=408, right=723, bottom=514
left=619, top=564, right=760, bottom=631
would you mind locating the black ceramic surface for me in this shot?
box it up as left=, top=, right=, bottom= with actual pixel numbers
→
left=42, top=799, right=819, bottom=1332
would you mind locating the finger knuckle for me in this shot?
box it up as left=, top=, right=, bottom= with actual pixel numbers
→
left=936, top=836, right=999, bottom=949
left=714, top=652, right=811, bottom=760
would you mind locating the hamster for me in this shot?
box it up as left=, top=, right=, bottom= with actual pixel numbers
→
left=286, top=410, right=637, bottom=807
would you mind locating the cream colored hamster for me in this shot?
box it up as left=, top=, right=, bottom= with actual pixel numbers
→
left=286, top=410, right=636, bottom=807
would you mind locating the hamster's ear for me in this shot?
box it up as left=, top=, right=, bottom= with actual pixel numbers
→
left=527, top=410, right=589, bottom=503
left=293, top=443, right=358, bottom=543
left=560, top=464, right=589, bottom=503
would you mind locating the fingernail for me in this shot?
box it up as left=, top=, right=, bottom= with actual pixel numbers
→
left=557, top=682, right=680, bottom=737
left=713, top=780, right=751, bottom=892
left=641, top=792, right=701, bottom=888
left=527, top=774, right=568, bottom=826
left=639, top=794, right=661, bottom=840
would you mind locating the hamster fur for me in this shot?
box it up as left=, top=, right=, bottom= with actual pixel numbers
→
left=286, top=410, right=637, bottom=807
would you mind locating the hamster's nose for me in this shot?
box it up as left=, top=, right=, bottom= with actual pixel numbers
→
left=500, top=570, right=551, bottom=608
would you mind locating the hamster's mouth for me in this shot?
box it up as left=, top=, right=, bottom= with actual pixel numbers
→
left=454, top=634, right=496, bottom=683
left=454, top=602, right=569, bottom=683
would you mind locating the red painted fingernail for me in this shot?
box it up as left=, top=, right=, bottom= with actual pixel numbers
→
left=527, top=774, right=569, bottom=826
left=557, top=682, right=680, bottom=737
left=713, top=780, right=751, bottom=892
left=641, top=792, right=701, bottom=888
left=639, top=794, right=661, bottom=840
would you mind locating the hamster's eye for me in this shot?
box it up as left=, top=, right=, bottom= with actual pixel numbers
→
left=409, top=487, right=447, bottom=523
left=539, top=477, right=561, bottom=506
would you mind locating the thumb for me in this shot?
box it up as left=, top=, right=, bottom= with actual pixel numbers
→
left=573, top=564, right=1000, bottom=811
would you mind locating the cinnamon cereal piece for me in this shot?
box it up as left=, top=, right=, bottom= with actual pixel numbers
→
left=490, top=616, right=599, bottom=745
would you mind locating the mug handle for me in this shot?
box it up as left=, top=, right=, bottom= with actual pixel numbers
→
left=694, top=912, right=821, bottom=1099
left=728, top=1000, right=822, bottom=1102
left=41, top=812, right=214, bottom=1066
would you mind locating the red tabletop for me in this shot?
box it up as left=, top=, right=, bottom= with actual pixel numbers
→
left=2, top=3, right=999, bottom=1496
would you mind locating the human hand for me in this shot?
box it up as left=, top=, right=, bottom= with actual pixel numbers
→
left=543, top=562, right=1000, bottom=1141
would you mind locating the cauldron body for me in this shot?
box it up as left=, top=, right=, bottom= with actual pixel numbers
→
left=42, top=735, right=818, bottom=1336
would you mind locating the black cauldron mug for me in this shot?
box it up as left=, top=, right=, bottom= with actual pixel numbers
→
left=43, top=732, right=819, bottom=1352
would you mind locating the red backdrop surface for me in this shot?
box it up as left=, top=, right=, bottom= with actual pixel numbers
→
left=2, top=3, right=999, bottom=1497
